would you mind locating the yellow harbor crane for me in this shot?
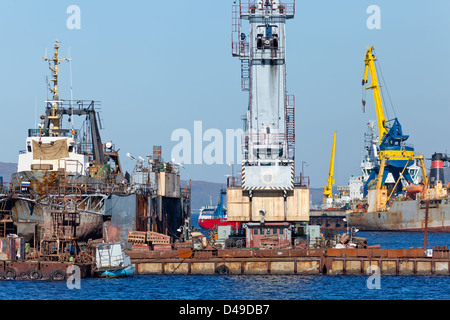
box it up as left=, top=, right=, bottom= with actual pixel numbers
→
left=361, top=46, right=428, bottom=202
left=323, top=130, right=336, bottom=203
left=362, top=46, right=388, bottom=145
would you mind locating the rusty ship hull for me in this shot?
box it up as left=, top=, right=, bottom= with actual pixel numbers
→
left=11, top=198, right=105, bottom=241
left=348, top=198, right=450, bottom=232
left=9, top=170, right=108, bottom=242
left=309, top=209, right=348, bottom=231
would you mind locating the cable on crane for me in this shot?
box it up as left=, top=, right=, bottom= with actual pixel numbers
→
left=373, top=48, right=397, bottom=120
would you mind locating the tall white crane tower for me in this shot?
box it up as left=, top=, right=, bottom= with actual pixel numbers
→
left=227, top=1, right=309, bottom=242
left=233, top=0, right=295, bottom=190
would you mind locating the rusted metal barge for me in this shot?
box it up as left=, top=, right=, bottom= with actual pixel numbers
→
left=2, top=245, right=449, bottom=280
left=127, top=246, right=450, bottom=276
left=0, top=260, right=91, bottom=281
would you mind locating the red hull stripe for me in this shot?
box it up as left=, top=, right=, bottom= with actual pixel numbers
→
left=431, top=161, right=443, bottom=169
left=198, top=218, right=240, bottom=230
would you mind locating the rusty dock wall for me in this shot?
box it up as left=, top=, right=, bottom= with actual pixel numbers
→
left=0, top=260, right=92, bottom=280
left=128, top=247, right=450, bottom=276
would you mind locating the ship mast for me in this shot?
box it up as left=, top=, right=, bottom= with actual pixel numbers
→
left=42, top=39, right=71, bottom=132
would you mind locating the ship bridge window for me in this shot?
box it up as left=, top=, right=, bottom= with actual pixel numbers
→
left=68, top=145, right=74, bottom=153
left=27, top=144, right=31, bottom=152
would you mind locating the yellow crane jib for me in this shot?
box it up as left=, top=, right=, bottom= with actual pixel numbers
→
left=323, top=130, right=336, bottom=202
left=362, top=46, right=388, bottom=144
left=361, top=46, right=418, bottom=198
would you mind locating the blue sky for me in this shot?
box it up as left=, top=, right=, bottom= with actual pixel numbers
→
left=1, top=1, right=449, bottom=188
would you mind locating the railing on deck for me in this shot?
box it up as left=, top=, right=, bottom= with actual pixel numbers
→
left=242, top=133, right=288, bottom=145
left=294, top=175, right=310, bottom=188
left=239, top=0, right=295, bottom=17
left=227, top=176, right=242, bottom=188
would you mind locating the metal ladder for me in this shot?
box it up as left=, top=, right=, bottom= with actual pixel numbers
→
left=285, top=95, right=295, bottom=146
left=241, top=59, right=250, bottom=91
left=0, top=201, right=14, bottom=237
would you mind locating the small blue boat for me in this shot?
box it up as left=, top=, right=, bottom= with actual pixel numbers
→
left=95, top=265, right=135, bottom=278
left=94, top=242, right=135, bottom=278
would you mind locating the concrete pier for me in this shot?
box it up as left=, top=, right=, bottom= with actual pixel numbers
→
left=129, top=247, right=450, bottom=276
left=135, top=257, right=323, bottom=275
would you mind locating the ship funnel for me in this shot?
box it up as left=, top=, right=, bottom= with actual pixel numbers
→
left=429, top=153, right=446, bottom=187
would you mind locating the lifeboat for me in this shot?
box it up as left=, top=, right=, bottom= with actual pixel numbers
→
left=405, top=184, right=424, bottom=198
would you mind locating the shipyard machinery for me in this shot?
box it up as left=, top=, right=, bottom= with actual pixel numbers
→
left=323, top=130, right=336, bottom=206
left=213, top=189, right=227, bottom=220
left=227, top=0, right=309, bottom=247
left=361, top=46, right=427, bottom=207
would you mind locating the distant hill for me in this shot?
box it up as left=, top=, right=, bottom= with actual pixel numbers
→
left=187, top=179, right=324, bottom=213
left=0, top=162, right=17, bottom=182
left=6, top=161, right=449, bottom=211
left=309, top=187, right=324, bottom=206
left=187, top=180, right=228, bottom=212
left=0, top=161, right=324, bottom=208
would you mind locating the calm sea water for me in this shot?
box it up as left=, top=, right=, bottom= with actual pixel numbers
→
left=1, top=231, right=450, bottom=301
left=1, top=273, right=450, bottom=301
